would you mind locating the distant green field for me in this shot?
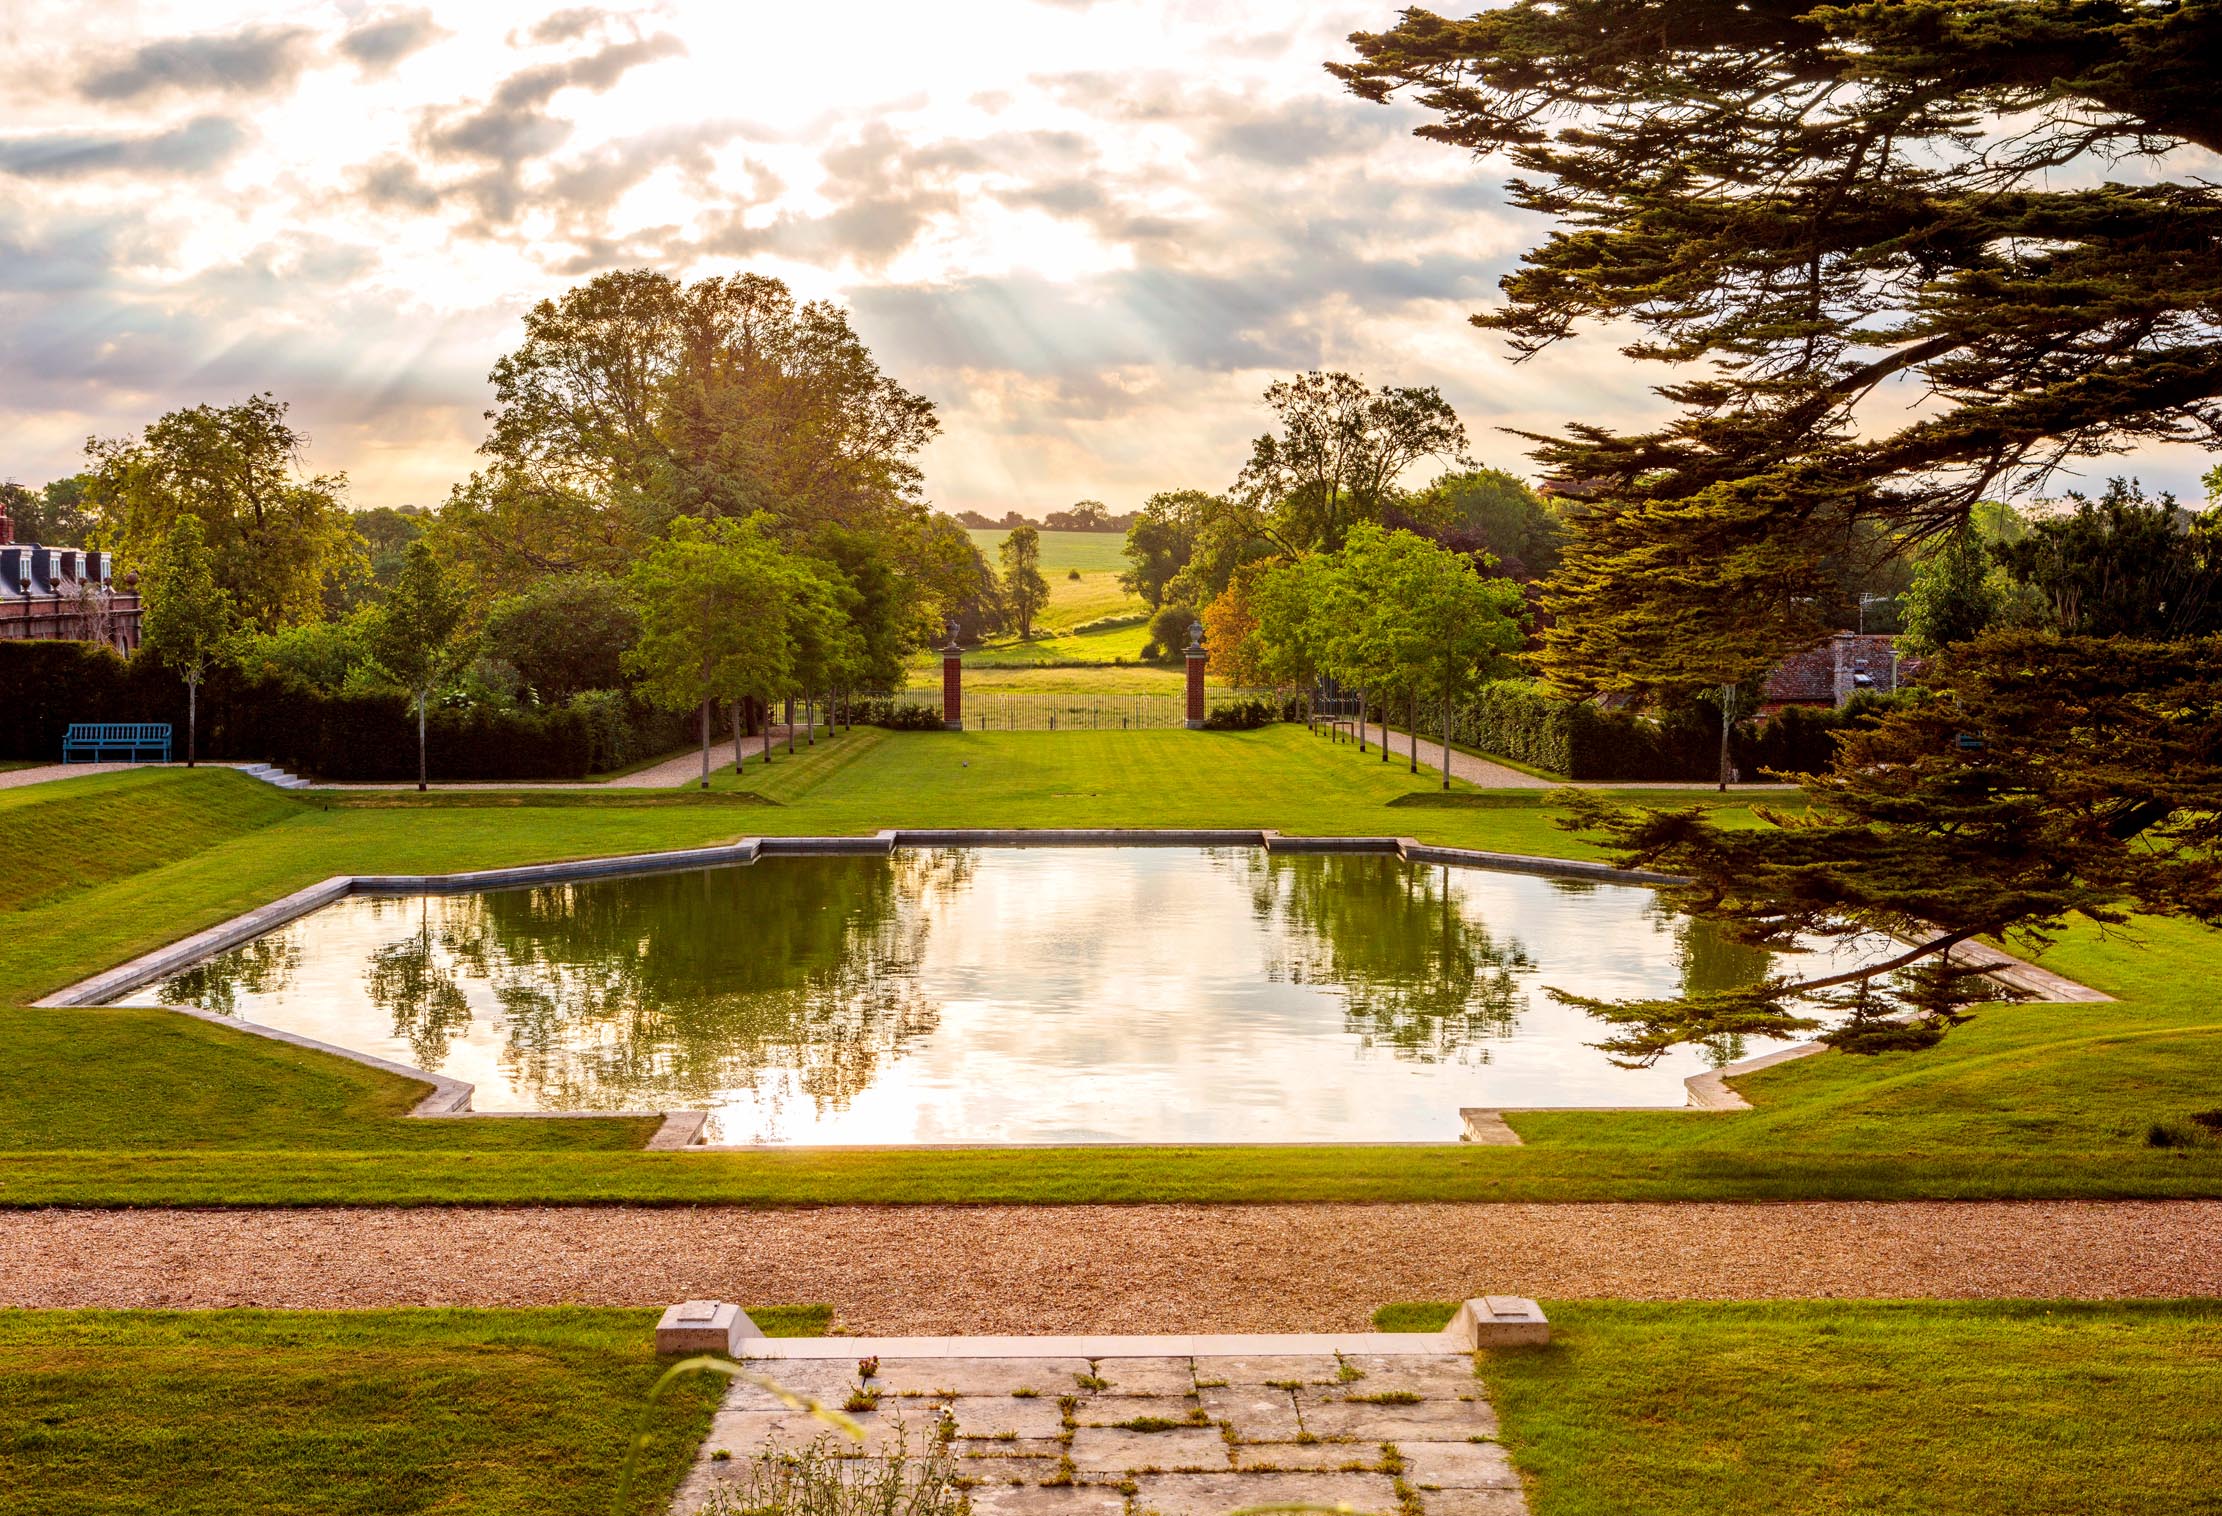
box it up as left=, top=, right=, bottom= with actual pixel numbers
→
left=963, top=525, right=1144, bottom=632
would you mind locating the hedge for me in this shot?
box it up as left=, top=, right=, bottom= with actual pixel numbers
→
left=0, top=641, right=688, bottom=781
left=1418, top=679, right=1896, bottom=782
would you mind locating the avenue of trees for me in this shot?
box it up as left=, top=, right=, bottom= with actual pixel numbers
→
left=1334, top=0, right=2222, bottom=1055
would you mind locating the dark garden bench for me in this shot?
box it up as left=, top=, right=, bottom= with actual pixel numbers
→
left=61, top=722, right=172, bottom=763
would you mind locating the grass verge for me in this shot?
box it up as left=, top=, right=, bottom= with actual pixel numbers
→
left=0, top=1304, right=830, bottom=1516
left=1375, top=1299, right=2222, bottom=1516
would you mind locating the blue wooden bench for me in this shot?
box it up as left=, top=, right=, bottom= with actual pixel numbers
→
left=62, top=723, right=172, bottom=763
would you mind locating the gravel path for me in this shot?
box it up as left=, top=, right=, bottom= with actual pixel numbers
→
left=7, top=1202, right=2215, bottom=1329
left=0, top=761, right=148, bottom=789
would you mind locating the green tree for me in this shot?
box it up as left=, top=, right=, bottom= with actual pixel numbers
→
left=482, top=572, right=639, bottom=702
left=911, top=513, right=1005, bottom=644
left=0, top=474, right=95, bottom=545
left=1231, top=371, right=1467, bottom=558
left=1407, top=468, right=1566, bottom=581
left=444, top=270, right=937, bottom=584
left=1898, top=531, right=2002, bottom=655
left=1118, top=490, right=1211, bottom=607
left=139, top=515, right=236, bottom=768
left=371, top=541, right=471, bottom=792
left=1336, top=2, right=2222, bottom=695
left=83, top=394, right=363, bottom=630
left=997, top=524, right=1049, bottom=639
left=623, top=517, right=794, bottom=787
left=809, top=527, right=914, bottom=695
left=780, top=557, right=864, bottom=753
left=1556, top=631, right=2222, bottom=1062
left=330, top=504, right=431, bottom=612
left=1992, top=479, right=2222, bottom=640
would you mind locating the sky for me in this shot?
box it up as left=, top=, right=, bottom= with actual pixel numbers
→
left=2, top=0, right=2214, bottom=519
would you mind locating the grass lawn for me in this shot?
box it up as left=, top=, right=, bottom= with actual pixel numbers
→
left=0, top=1305, right=829, bottom=1516
left=3, top=729, right=2219, bottom=1204
left=1376, top=1299, right=2222, bottom=1516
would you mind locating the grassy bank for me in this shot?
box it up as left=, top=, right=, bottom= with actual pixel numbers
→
left=4, top=731, right=2218, bottom=1205
left=0, top=1305, right=828, bottom=1516
left=1379, top=1299, right=2222, bottom=1516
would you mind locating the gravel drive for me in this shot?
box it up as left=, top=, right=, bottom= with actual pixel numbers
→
left=6, top=1202, right=2216, bottom=1329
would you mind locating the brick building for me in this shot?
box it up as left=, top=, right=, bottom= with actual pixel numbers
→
left=1758, top=631, right=1908, bottom=717
left=0, top=501, right=142, bottom=652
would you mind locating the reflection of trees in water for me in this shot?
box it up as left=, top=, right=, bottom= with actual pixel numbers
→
left=156, top=933, right=299, bottom=1018
left=1644, top=895, right=1781, bottom=1067
left=1242, top=853, right=1532, bottom=1062
left=365, top=905, right=473, bottom=1067
left=397, top=852, right=960, bottom=1117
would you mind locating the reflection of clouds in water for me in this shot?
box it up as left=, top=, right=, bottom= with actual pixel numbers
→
left=135, top=848, right=1840, bottom=1143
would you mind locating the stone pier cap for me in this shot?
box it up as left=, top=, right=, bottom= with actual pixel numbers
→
left=656, top=1298, right=1549, bottom=1357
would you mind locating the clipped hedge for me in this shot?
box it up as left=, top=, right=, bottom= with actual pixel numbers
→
left=0, top=641, right=683, bottom=781
left=1422, top=678, right=1898, bottom=782
left=848, top=698, right=951, bottom=731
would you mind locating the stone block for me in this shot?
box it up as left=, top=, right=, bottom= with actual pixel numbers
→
left=1330, top=1354, right=1485, bottom=1397
left=1399, top=1439, right=1521, bottom=1490
left=1072, top=1394, right=1203, bottom=1428
left=1196, top=1385, right=1304, bottom=1442
left=1445, top=1298, right=1549, bottom=1349
left=722, top=1357, right=863, bottom=1410
left=1087, top=1356, right=1197, bottom=1395
left=955, top=1454, right=1067, bottom=1486
left=875, top=1356, right=1091, bottom=1397
left=1130, top=1470, right=1401, bottom=1516
left=966, top=1484, right=1127, bottom=1516
left=1415, top=1489, right=1528, bottom=1516
left=946, top=1396, right=1068, bottom=1440
left=1299, top=1398, right=1496, bottom=1442
left=1195, top=1354, right=1346, bottom=1387
left=655, top=1299, right=763, bottom=1356
left=1229, top=1439, right=1384, bottom=1472
left=1068, top=1426, right=1230, bottom=1474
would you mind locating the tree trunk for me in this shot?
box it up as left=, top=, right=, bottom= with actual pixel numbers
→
left=1717, top=684, right=1733, bottom=793
left=416, top=692, right=428, bottom=793
left=763, top=696, right=774, bottom=764
left=1409, top=693, right=1418, bottom=774
left=807, top=696, right=815, bottom=746
left=1442, top=665, right=1454, bottom=790
left=1357, top=690, right=1368, bottom=753
left=787, top=701, right=796, bottom=756
left=731, top=701, right=743, bottom=775
left=185, top=675, right=198, bottom=768
left=700, top=698, right=712, bottom=788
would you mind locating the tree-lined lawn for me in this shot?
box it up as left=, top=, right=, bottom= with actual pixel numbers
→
left=3, top=729, right=2218, bottom=1205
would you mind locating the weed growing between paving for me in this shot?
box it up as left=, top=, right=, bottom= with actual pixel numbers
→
left=696, top=1430, right=969, bottom=1516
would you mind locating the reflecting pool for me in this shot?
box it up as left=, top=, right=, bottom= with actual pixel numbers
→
left=127, top=847, right=1868, bottom=1143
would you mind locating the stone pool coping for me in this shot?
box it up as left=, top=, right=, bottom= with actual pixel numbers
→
left=33, top=829, right=2102, bottom=1149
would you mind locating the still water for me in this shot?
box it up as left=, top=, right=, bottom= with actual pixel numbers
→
left=129, top=848, right=1852, bottom=1144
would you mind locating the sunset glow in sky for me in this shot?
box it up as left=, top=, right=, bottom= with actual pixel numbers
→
left=4, top=1, right=2212, bottom=516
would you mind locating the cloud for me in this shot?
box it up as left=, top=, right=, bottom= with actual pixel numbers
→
left=339, top=11, right=449, bottom=75
left=0, top=116, right=246, bottom=179
left=529, top=8, right=619, bottom=45
left=77, top=24, right=317, bottom=102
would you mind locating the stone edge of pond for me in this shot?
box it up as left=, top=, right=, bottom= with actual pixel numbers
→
left=30, top=831, right=2104, bottom=1151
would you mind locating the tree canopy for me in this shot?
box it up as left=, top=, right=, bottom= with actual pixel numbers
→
left=441, top=269, right=937, bottom=584
left=1556, top=631, right=2222, bottom=1061
left=1337, top=0, right=2222, bottom=697
left=84, top=393, right=361, bottom=630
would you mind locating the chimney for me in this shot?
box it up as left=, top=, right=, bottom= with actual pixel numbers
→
left=0, top=498, right=13, bottom=546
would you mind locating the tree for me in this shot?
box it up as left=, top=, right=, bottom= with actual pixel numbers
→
left=1554, top=631, right=2222, bottom=1063
left=1045, top=500, right=1113, bottom=531
left=1406, top=469, right=1566, bottom=581
left=998, top=524, right=1049, bottom=639
left=443, top=270, right=937, bottom=583
left=1120, top=490, right=1212, bottom=607
left=139, top=515, right=236, bottom=768
left=1328, top=524, right=1526, bottom=784
left=809, top=526, right=915, bottom=695
left=1898, top=531, right=2002, bottom=655
left=1230, top=371, right=1468, bottom=558
left=482, top=572, right=640, bottom=702
left=371, top=541, right=471, bottom=792
left=911, top=513, right=1005, bottom=644
left=1992, top=479, right=2222, bottom=640
left=83, top=394, right=363, bottom=630
left=330, top=504, right=430, bottom=612
left=623, top=518, right=793, bottom=787
left=0, top=475, right=94, bottom=545
left=1336, top=2, right=2222, bottom=696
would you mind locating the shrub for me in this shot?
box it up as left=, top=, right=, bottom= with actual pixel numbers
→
left=1142, top=604, right=1196, bottom=661
left=848, top=698, right=950, bottom=730
left=1201, top=697, right=1280, bottom=731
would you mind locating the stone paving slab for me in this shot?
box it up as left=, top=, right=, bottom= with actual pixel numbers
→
left=674, top=1342, right=1525, bottom=1516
